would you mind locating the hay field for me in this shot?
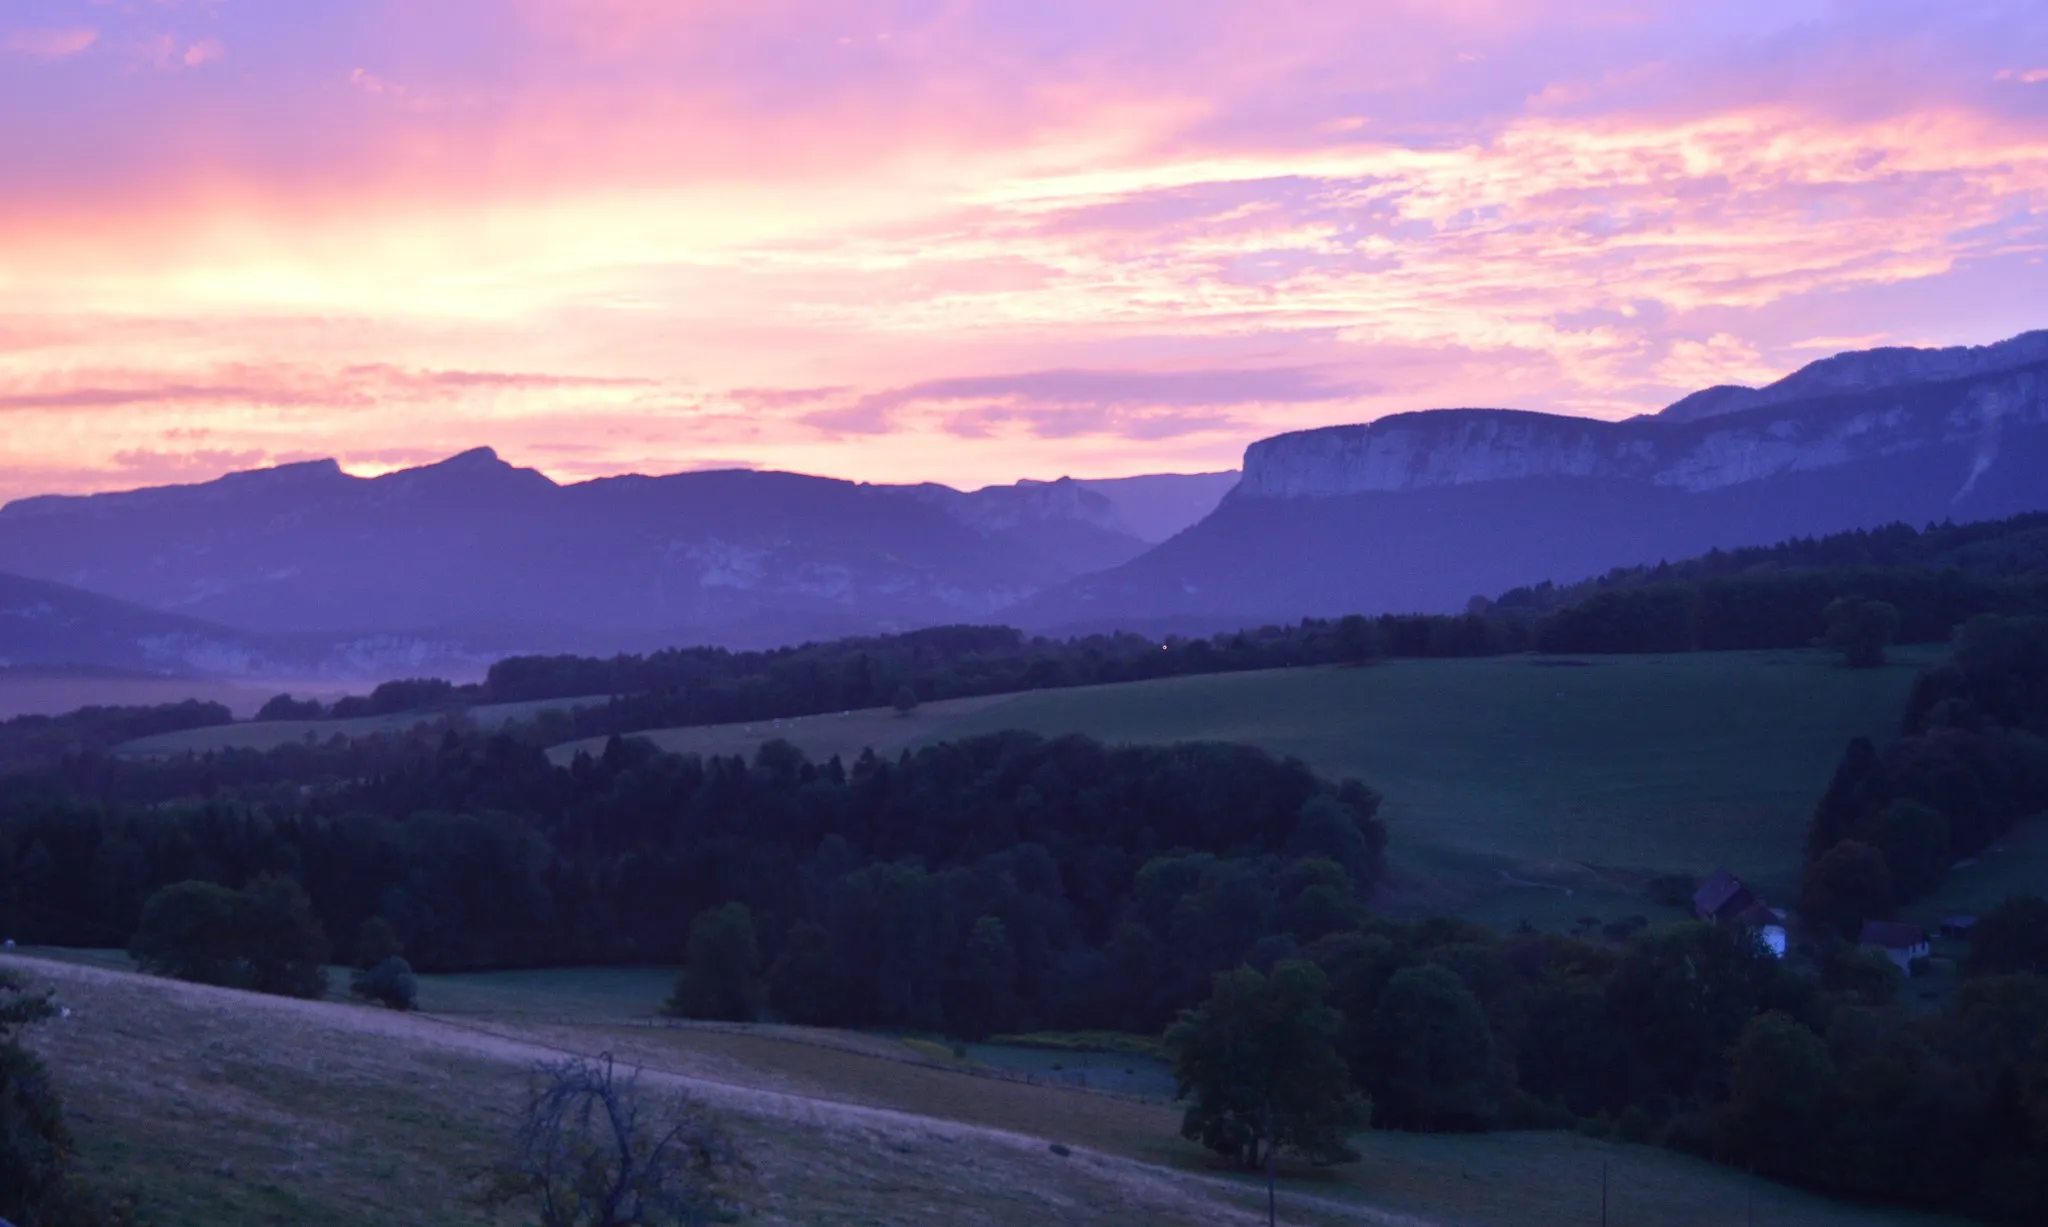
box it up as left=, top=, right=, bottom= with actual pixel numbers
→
left=4, top=952, right=1962, bottom=1227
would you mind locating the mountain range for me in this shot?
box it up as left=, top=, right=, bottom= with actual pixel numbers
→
left=0, top=460, right=1235, bottom=675
left=2, top=329, right=2044, bottom=681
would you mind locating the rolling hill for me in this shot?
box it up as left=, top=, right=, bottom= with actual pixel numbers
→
left=4, top=951, right=1952, bottom=1227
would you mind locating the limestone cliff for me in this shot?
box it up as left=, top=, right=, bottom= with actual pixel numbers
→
left=1237, top=364, right=2048, bottom=502
left=1018, top=352, right=2048, bottom=631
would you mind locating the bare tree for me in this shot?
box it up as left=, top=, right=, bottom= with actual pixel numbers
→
left=477, top=1053, right=743, bottom=1227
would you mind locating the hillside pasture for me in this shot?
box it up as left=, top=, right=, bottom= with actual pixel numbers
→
left=566, top=650, right=1934, bottom=921
left=4, top=951, right=1966, bottom=1227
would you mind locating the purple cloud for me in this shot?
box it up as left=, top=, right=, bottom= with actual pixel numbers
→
left=807, top=366, right=1373, bottom=436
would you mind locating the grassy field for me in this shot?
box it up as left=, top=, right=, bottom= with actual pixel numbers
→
left=564, top=650, right=1937, bottom=925
left=114, top=694, right=612, bottom=759
left=3, top=951, right=1967, bottom=1227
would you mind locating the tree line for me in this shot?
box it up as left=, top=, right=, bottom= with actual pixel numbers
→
left=238, top=512, right=2048, bottom=747
left=0, top=700, right=233, bottom=776
left=0, top=727, right=1385, bottom=1037
left=1799, top=614, right=2048, bottom=937
left=1161, top=907, right=2048, bottom=1224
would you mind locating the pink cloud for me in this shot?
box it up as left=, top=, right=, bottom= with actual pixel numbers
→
left=182, top=38, right=224, bottom=68
left=0, top=1, right=2045, bottom=499
left=0, top=364, right=656, bottom=413
left=2, top=27, right=98, bottom=59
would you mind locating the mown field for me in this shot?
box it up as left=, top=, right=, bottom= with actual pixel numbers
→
left=557, top=649, right=1939, bottom=926
left=5, top=952, right=1967, bottom=1227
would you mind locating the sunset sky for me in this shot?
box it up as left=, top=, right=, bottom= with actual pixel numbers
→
left=2, top=0, right=2045, bottom=500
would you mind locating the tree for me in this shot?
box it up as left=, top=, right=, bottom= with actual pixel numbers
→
left=256, top=693, right=326, bottom=721
left=1716, top=1012, right=1835, bottom=1177
left=891, top=685, right=920, bottom=716
left=1824, top=597, right=1901, bottom=668
left=129, top=880, right=244, bottom=987
left=1333, top=615, right=1377, bottom=665
left=0, top=969, right=64, bottom=1216
left=1286, top=797, right=1380, bottom=887
left=238, top=873, right=331, bottom=999
left=477, top=1054, right=744, bottom=1227
left=1800, top=840, right=1897, bottom=940
left=1868, top=799, right=1950, bottom=900
left=1968, top=893, right=2048, bottom=976
left=1806, top=736, right=1877, bottom=860
left=350, top=957, right=419, bottom=1011
left=1363, top=964, right=1497, bottom=1130
left=1, top=971, right=131, bottom=1226
left=664, top=903, right=761, bottom=1022
left=1166, top=958, right=1360, bottom=1220
left=1604, top=922, right=1795, bottom=1103
left=954, top=915, right=1017, bottom=1040
left=129, top=876, right=329, bottom=998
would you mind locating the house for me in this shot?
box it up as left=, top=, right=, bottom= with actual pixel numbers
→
left=1732, top=901, right=1790, bottom=958
left=1692, top=870, right=1756, bottom=923
left=1941, top=915, right=1978, bottom=941
left=1860, top=921, right=1931, bottom=973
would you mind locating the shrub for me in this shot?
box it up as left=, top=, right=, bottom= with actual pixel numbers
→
left=350, top=957, right=419, bottom=1011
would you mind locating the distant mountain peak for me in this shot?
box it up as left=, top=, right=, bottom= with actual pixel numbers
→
left=1658, top=328, right=2048, bottom=422
left=375, top=446, right=558, bottom=494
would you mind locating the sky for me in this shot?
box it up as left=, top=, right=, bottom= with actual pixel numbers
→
left=1, top=1, right=2045, bottom=500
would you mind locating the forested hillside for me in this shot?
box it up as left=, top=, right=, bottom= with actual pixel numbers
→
left=0, top=728, right=1384, bottom=1035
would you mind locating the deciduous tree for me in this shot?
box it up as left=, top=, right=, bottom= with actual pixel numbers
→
left=477, top=1054, right=744, bottom=1227
left=1167, top=958, right=1360, bottom=1187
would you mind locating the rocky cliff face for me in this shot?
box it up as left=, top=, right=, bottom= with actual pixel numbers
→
left=1237, top=364, right=2048, bottom=501
left=1016, top=350, right=2048, bottom=631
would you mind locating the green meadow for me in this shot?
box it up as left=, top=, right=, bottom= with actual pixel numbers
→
left=562, top=649, right=1939, bottom=924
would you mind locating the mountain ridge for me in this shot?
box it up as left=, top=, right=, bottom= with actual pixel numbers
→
left=1654, top=329, right=2048, bottom=422
left=0, top=458, right=1235, bottom=662
left=1016, top=343, right=2048, bottom=630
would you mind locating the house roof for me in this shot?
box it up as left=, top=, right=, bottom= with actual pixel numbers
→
left=1859, top=921, right=1928, bottom=950
left=1692, top=870, right=1748, bottom=915
left=1732, top=901, right=1786, bottom=928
